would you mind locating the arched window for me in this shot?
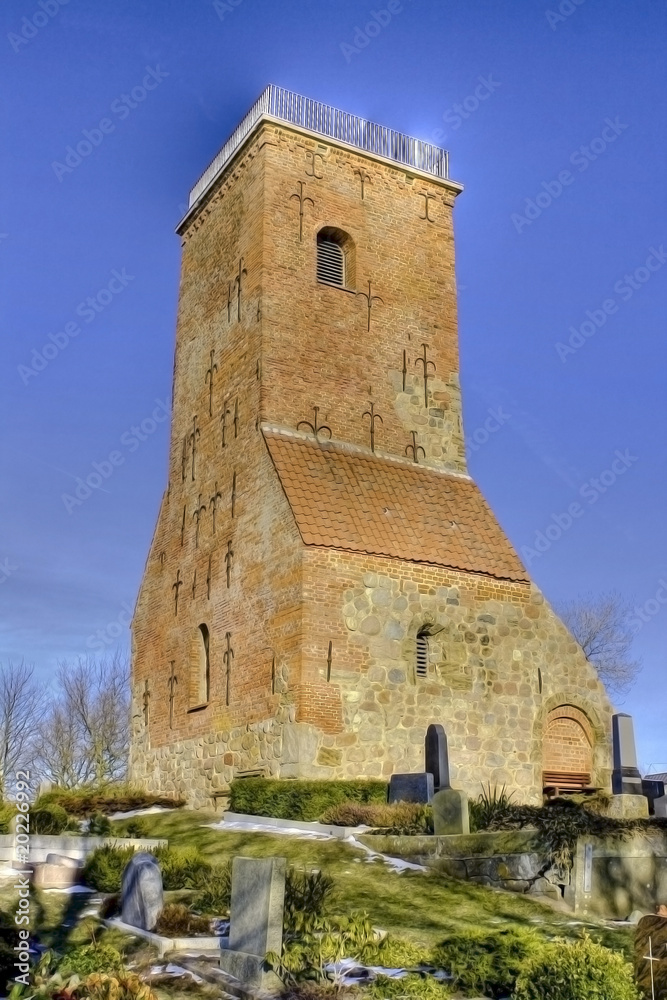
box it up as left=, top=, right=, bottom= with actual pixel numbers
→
left=416, top=629, right=429, bottom=677
left=188, top=624, right=210, bottom=709
left=543, top=705, right=594, bottom=793
left=316, top=228, right=355, bottom=289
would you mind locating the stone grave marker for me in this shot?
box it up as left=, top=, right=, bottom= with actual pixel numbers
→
left=425, top=724, right=450, bottom=792
left=655, top=796, right=667, bottom=820
left=388, top=772, right=434, bottom=804
left=635, top=914, right=667, bottom=999
left=612, top=713, right=644, bottom=796
left=219, top=856, right=286, bottom=988
left=433, top=787, right=469, bottom=836
left=121, top=852, right=163, bottom=931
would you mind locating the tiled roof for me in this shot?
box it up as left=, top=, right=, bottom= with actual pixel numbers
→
left=263, top=428, right=529, bottom=582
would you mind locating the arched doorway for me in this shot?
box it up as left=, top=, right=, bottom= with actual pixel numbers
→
left=543, top=705, right=594, bottom=793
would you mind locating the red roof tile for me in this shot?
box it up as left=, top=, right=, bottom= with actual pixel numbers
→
left=263, top=429, right=528, bottom=582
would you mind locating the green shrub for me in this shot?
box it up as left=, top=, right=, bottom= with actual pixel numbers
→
left=192, top=862, right=232, bottom=915
left=83, top=845, right=136, bottom=892
left=513, top=935, right=640, bottom=1000
left=268, top=912, right=377, bottom=985
left=58, top=943, right=124, bottom=977
left=153, top=845, right=211, bottom=889
left=87, top=811, right=112, bottom=836
left=36, top=784, right=184, bottom=818
left=155, top=902, right=210, bottom=937
left=364, top=937, right=432, bottom=969
left=229, top=778, right=387, bottom=822
left=321, top=802, right=433, bottom=835
left=367, top=975, right=452, bottom=1000
left=31, top=803, right=70, bottom=835
left=0, top=805, right=14, bottom=834
left=432, top=927, right=542, bottom=999
left=120, top=818, right=149, bottom=838
left=284, top=868, right=335, bottom=934
left=469, top=784, right=517, bottom=832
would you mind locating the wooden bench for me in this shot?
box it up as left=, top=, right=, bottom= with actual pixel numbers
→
left=543, top=771, right=597, bottom=797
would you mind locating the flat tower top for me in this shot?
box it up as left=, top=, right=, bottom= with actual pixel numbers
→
left=188, top=84, right=451, bottom=210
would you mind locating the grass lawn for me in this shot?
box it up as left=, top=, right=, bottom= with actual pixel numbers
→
left=120, top=809, right=634, bottom=958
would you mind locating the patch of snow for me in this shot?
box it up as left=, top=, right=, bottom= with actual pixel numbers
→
left=208, top=818, right=332, bottom=839
left=42, top=885, right=94, bottom=894
left=107, top=805, right=177, bottom=820
left=345, top=836, right=428, bottom=873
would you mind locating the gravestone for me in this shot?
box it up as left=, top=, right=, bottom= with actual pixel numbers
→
left=219, top=856, right=286, bottom=988
left=425, top=724, right=450, bottom=792
left=612, top=713, right=644, bottom=796
left=388, top=772, right=434, bottom=804
left=121, top=852, right=163, bottom=931
left=644, top=779, right=667, bottom=814
left=433, top=787, right=469, bottom=836
left=635, top=914, right=667, bottom=999
left=655, top=796, right=667, bottom=820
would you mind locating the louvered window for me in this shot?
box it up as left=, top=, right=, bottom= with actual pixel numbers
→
left=416, top=631, right=429, bottom=677
left=317, top=239, right=345, bottom=286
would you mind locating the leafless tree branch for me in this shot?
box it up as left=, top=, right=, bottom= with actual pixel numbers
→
left=557, top=591, right=641, bottom=696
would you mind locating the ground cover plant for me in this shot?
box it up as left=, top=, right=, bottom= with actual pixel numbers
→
left=229, top=778, right=387, bottom=821
left=513, top=933, right=640, bottom=1000
left=36, top=784, right=185, bottom=818
left=321, top=801, right=433, bottom=835
left=470, top=784, right=667, bottom=870
left=432, top=927, right=542, bottom=998
left=82, top=844, right=212, bottom=892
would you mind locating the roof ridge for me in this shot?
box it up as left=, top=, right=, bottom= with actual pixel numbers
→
left=261, top=422, right=473, bottom=482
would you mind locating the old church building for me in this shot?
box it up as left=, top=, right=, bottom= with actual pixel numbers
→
left=130, top=86, right=614, bottom=808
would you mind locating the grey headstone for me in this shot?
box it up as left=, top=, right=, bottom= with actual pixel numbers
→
left=642, top=778, right=665, bottom=813
left=121, top=852, right=163, bottom=931
left=612, top=714, right=644, bottom=795
left=425, top=724, right=450, bottom=791
left=655, top=795, right=667, bottom=819
left=433, top=787, right=469, bottom=836
left=228, top=856, right=285, bottom=957
left=388, top=772, right=434, bottom=804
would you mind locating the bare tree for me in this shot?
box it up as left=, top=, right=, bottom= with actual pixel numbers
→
left=558, top=591, right=641, bottom=696
left=36, top=653, right=130, bottom=788
left=0, top=661, right=44, bottom=797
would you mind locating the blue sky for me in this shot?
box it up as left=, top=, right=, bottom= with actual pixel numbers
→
left=1, top=0, right=665, bottom=766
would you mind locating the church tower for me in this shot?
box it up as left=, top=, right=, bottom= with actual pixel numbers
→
left=130, top=86, right=613, bottom=807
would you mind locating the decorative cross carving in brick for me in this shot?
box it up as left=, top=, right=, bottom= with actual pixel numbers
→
left=205, top=349, right=218, bottom=417
left=192, top=494, right=207, bottom=548
left=298, top=406, right=332, bottom=441
left=189, top=416, right=200, bottom=480
left=419, top=192, right=436, bottom=222
left=181, top=435, right=189, bottom=483
left=220, top=398, right=232, bottom=448
left=168, top=661, right=177, bottom=729
left=356, top=281, right=384, bottom=332
left=354, top=168, right=371, bottom=200
left=305, top=150, right=324, bottom=178
left=180, top=506, right=186, bottom=546
left=209, top=482, right=222, bottom=533
left=233, top=398, right=239, bottom=438
left=231, top=470, right=237, bottom=517
left=415, top=342, right=436, bottom=408
left=326, top=641, right=333, bottom=682
left=405, top=431, right=426, bottom=464
left=226, top=281, right=232, bottom=323
left=234, top=257, right=247, bottom=322
left=206, top=554, right=212, bottom=599
left=172, top=569, right=183, bottom=616
left=225, top=540, right=234, bottom=588
left=362, top=401, right=383, bottom=452
left=223, top=632, right=234, bottom=706
left=142, top=679, right=150, bottom=725
left=191, top=568, right=197, bottom=599
left=290, top=180, right=314, bottom=242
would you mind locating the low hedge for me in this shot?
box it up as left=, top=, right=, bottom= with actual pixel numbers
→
left=37, top=785, right=185, bottom=818
left=229, top=778, right=387, bottom=822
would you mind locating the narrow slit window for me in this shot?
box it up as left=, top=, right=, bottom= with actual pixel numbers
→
left=317, top=239, right=345, bottom=286
left=416, top=630, right=429, bottom=677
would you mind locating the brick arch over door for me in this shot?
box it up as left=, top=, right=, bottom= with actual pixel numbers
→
left=543, top=705, right=594, bottom=791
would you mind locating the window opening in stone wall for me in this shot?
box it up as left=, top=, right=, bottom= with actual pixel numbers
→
left=416, top=630, right=429, bottom=677
left=188, top=623, right=210, bottom=709
left=316, top=228, right=355, bottom=288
